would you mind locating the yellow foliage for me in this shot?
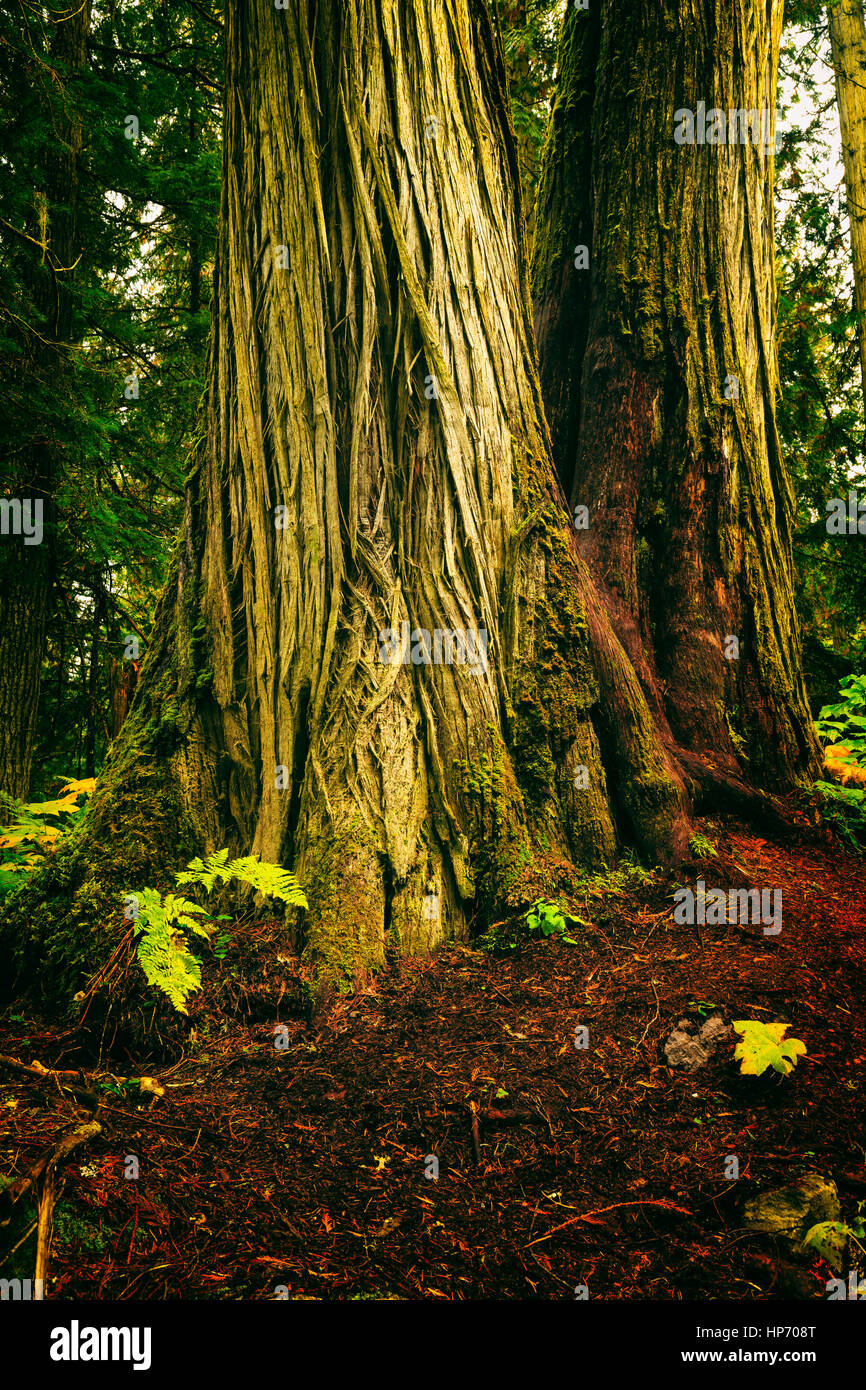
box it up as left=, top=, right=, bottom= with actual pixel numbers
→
left=0, top=830, right=29, bottom=849
left=23, top=792, right=81, bottom=816
left=824, top=746, right=866, bottom=788
left=138, top=1077, right=165, bottom=1097
left=0, top=825, right=61, bottom=850
left=58, top=778, right=97, bottom=797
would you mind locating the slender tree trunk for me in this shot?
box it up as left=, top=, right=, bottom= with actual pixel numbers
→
left=3, top=0, right=699, bottom=1002
left=188, top=109, right=202, bottom=320
left=84, top=588, right=106, bottom=778
left=109, top=655, right=139, bottom=740
left=829, top=0, right=866, bottom=410
left=533, top=0, right=820, bottom=791
left=0, top=573, right=50, bottom=798
left=0, top=2, right=90, bottom=798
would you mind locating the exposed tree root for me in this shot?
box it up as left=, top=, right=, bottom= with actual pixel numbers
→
left=0, top=1118, right=102, bottom=1213
left=674, top=748, right=795, bottom=832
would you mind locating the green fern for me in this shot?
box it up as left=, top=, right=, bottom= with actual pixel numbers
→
left=175, top=850, right=307, bottom=906
left=131, top=889, right=210, bottom=1015
left=125, top=850, right=308, bottom=1014
left=173, top=847, right=232, bottom=893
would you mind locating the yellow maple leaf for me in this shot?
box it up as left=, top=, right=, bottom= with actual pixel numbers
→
left=0, top=830, right=29, bottom=849
left=23, top=794, right=79, bottom=816
left=57, top=778, right=97, bottom=797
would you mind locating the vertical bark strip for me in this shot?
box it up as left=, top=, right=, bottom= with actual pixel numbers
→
left=533, top=0, right=821, bottom=791
left=532, top=0, right=600, bottom=488
left=829, top=0, right=866, bottom=410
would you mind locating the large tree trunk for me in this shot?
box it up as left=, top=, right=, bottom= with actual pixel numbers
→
left=0, top=2, right=90, bottom=799
left=829, top=0, right=866, bottom=410
left=2, top=0, right=700, bottom=1003
left=533, top=0, right=820, bottom=791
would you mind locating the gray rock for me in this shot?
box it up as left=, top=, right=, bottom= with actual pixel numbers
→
left=743, top=1174, right=842, bottom=1265
left=698, top=1014, right=730, bottom=1044
left=664, top=1030, right=709, bottom=1069
left=664, top=1013, right=733, bottom=1070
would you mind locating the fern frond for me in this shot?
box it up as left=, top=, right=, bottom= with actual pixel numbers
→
left=224, top=855, right=308, bottom=907
left=175, top=848, right=231, bottom=893
left=174, top=848, right=307, bottom=907
left=125, top=887, right=207, bottom=1013
left=126, top=848, right=306, bottom=1015
left=137, top=929, right=202, bottom=1014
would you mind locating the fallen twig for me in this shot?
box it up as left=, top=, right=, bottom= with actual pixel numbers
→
left=0, top=1218, right=38, bottom=1270
left=469, top=1103, right=481, bottom=1165
left=0, top=1055, right=81, bottom=1082
left=482, top=1108, right=545, bottom=1125
left=636, top=978, right=661, bottom=1049
left=524, top=1198, right=693, bottom=1247
left=34, top=1168, right=57, bottom=1296
left=0, top=1053, right=101, bottom=1113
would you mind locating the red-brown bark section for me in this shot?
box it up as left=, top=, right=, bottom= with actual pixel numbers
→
left=533, top=0, right=821, bottom=797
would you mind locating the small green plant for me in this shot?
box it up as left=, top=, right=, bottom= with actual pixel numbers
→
left=574, top=858, right=656, bottom=898
left=733, top=1020, right=807, bottom=1077
left=688, top=833, right=717, bottom=859
left=803, top=1220, right=864, bottom=1273
left=126, top=849, right=307, bottom=1014
left=524, top=899, right=583, bottom=944
left=688, top=999, right=718, bottom=1018
left=52, top=1209, right=107, bottom=1254
left=525, top=899, right=565, bottom=936
left=478, top=899, right=588, bottom=953
left=812, top=781, right=866, bottom=849
left=816, top=674, right=866, bottom=764
left=212, top=930, right=233, bottom=961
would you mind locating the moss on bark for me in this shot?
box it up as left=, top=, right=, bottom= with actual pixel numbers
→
left=532, top=0, right=822, bottom=795
left=1, top=0, right=706, bottom=1015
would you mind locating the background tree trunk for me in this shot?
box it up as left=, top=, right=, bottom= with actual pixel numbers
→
left=2, top=0, right=697, bottom=1003
left=83, top=587, right=107, bottom=778
left=829, top=0, right=866, bottom=411
left=532, top=0, right=599, bottom=486
left=533, top=0, right=821, bottom=791
left=0, top=1, right=91, bottom=798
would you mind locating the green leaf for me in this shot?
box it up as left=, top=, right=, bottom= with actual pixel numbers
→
left=802, top=1220, right=849, bottom=1273
left=733, top=1020, right=807, bottom=1076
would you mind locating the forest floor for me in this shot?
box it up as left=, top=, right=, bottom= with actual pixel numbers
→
left=1, top=815, right=865, bottom=1301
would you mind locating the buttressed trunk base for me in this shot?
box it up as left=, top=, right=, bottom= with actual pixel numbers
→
left=0, top=0, right=814, bottom=1010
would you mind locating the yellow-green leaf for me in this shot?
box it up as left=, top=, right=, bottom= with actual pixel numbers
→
left=733, top=1020, right=807, bottom=1076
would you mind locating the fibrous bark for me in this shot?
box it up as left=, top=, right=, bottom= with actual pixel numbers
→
left=829, top=0, right=866, bottom=410
left=533, top=0, right=821, bottom=792
left=3, top=0, right=741, bottom=1004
